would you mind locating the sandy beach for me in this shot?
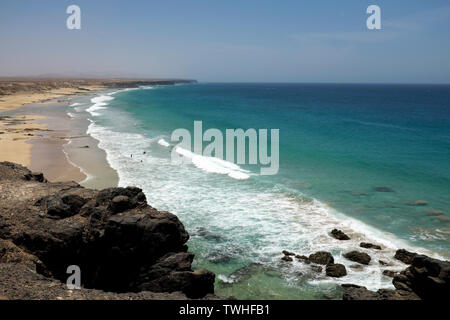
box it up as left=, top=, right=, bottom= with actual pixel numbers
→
left=0, top=79, right=116, bottom=187
left=0, top=77, right=180, bottom=188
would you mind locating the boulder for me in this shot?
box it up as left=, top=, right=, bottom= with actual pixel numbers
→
left=360, top=242, right=382, bottom=250
left=281, top=256, right=293, bottom=262
left=309, top=251, right=334, bottom=265
left=330, top=229, right=350, bottom=240
left=326, top=264, right=347, bottom=277
left=343, top=251, right=371, bottom=265
left=282, top=250, right=295, bottom=256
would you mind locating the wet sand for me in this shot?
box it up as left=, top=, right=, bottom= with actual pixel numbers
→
left=1, top=97, right=118, bottom=189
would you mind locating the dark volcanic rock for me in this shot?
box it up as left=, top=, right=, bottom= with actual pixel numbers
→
left=343, top=251, right=371, bottom=265
left=309, top=251, right=334, bottom=265
left=0, top=162, right=216, bottom=300
left=330, top=229, right=350, bottom=240
left=326, top=263, right=347, bottom=277
left=343, top=254, right=450, bottom=300
left=342, top=284, right=419, bottom=300
left=392, top=255, right=450, bottom=300
left=281, top=255, right=293, bottom=262
left=282, top=250, right=295, bottom=256
left=394, top=249, right=417, bottom=264
left=360, top=242, right=382, bottom=250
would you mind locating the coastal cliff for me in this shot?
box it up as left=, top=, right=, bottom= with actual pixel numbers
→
left=0, top=162, right=214, bottom=300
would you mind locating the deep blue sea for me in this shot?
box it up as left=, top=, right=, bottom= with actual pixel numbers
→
left=73, top=83, right=450, bottom=299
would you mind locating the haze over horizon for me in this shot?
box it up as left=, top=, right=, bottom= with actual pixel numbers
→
left=1, top=0, right=450, bottom=84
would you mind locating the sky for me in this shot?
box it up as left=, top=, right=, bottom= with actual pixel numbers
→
left=1, top=0, right=450, bottom=83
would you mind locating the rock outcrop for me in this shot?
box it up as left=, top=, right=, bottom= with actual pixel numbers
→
left=394, top=249, right=417, bottom=264
left=343, top=254, right=450, bottom=300
left=309, top=251, right=334, bottom=265
left=343, top=251, right=371, bottom=265
left=0, top=162, right=215, bottom=300
left=326, top=263, right=347, bottom=277
left=330, top=229, right=350, bottom=240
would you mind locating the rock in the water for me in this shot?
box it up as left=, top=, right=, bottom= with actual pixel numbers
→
left=426, top=210, right=444, bottom=216
left=343, top=251, right=371, bottom=265
left=281, top=255, right=293, bottom=262
left=349, top=264, right=363, bottom=270
left=394, top=249, right=417, bottom=264
left=360, top=242, right=382, bottom=250
left=282, top=250, right=295, bottom=256
left=409, top=200, right=428, bottom=206
left=383, top=270, right=397, bottom=278
left=309, top=251, right=334, bottom=265
left=379, top=260, right=393, bottom=266
left=326, top=264, right=347, bottom=277
left=344, top=254, right=450, bottom=300
left=330, top=229, right=350, bottom=240
left=373, top=186, right=395, bottom=193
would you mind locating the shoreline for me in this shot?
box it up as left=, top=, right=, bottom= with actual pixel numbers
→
left=0, top=90, right=119, bottom=189
left=0, top=78, right=195, bottom=188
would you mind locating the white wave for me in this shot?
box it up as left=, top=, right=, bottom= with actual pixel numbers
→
left=174, top=146, right=250, bottom=180
left=67, top=112, right=76, bottom=118
left=69, top=102, right=83, bottom=107
left=158, top=138, right=170, bottom=147
left=86, top=95, right=114, bottom=116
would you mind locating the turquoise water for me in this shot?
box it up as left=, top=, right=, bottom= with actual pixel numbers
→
left=76, top=83, right=449, bottom=299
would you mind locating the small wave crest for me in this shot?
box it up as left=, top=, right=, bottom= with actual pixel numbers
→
left=86, top=95, right=114, bottom=116
left=158, top=138, right=170, bottom=147
left=174, top=146, right=251, bottom=180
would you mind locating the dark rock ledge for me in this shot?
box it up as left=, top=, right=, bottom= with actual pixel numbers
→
left=343, top=252, right=450, bottom=300
left=0, top=162, right=216, bottom=300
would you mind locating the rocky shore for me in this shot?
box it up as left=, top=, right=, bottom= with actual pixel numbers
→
left=0, top=162, right=215, bottom=300
left=281, top=229, right=450, bottom=300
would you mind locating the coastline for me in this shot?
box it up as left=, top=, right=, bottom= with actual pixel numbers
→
left=0, top=78, right=191, bottom=189
left=0, top=90, right=118, bottom=189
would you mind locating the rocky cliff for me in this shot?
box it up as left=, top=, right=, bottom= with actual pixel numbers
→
left=0, top=162, right=215, bottom=300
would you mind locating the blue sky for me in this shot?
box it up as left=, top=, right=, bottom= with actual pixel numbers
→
left=1, top=0, right=450, bottom=83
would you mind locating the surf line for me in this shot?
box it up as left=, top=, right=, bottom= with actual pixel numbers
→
left=170, top=121, right=279, bottom=175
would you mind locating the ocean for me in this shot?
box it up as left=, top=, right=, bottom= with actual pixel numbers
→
left=71, top=83, right=450, bottom=299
